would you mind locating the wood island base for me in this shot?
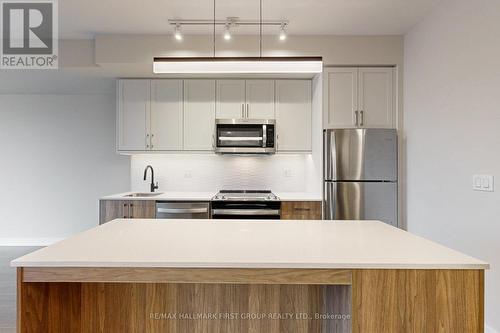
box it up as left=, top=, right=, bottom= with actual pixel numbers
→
left=17, top=267, right=484, bottom=333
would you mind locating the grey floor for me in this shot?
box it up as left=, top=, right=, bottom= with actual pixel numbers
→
left=0, top=247, right=39, bottom=333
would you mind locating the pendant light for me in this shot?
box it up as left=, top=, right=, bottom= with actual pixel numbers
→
left=153, top=0, right=322, bottom=74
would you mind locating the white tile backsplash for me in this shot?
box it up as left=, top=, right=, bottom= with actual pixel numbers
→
left=130, top=153, right=321, bottom=194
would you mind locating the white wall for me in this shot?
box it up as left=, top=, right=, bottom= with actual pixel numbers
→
left=0, top=81, right=130, bottom=244
left=404, top=0, right=500, bottom=330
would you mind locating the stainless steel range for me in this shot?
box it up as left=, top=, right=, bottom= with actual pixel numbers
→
left=211, top=190, right=281, bottom=219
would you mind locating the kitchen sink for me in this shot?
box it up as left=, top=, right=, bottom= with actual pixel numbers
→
left=124, top=192, right=163, bottom=198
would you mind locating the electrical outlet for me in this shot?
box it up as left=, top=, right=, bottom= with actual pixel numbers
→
left=472, top=175, right=494, bottom=192
left=184, top=170, right=192, bottom=178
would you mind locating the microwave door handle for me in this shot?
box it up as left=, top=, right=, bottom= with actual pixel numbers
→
left=218, top=137, right=263, bottom=141
left=262, top=124, right=267, bottom=148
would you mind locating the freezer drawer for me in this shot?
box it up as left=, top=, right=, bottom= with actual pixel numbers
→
left=324, top=181, right=397, bottom=227
left=324, top=129, right=397, bottom=181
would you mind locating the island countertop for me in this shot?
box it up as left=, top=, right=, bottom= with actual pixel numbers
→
left=11, top=219, right=488, bottom=270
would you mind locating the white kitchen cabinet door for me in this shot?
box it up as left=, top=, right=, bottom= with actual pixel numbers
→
left=245, top=80, right=275, bottom=119
left=150, top=80, right=183, bottom=150
left=275, top=80, right=312, bottom=152
left=358, top=68, right=394, bottom=128
left=117, top=79, right=150, bottom=151
left=324, top=67, right=358, bottom=128
left=183, top=80, right=216, bottom=151
left=216, top=80, right=246, bottom=119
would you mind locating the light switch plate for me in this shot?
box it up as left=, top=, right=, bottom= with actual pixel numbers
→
left=472, top=175, right=494, bottom=192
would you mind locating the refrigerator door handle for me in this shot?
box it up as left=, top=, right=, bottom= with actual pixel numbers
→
left=324, top=182, right=336, bottom=220
left=324, top=130, right=337, bottom=181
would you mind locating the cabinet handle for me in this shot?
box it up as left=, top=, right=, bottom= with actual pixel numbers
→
left=294, top=207, right=311, bottom=211
left=123, top=203, right=129, bottom=218
left=146, top=134, right=150, bottom=149
left=241, top=104, right=245, bottom=118
left=360, top=110, right=364, bottom=126
left=354, top=111, right=359, bottom=127
left=246, top=104, right=249, bottom=118
left=150, top=134, right=154, bottom=149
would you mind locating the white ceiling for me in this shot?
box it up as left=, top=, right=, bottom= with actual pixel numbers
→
left=59, top=0, right=440, bottom=38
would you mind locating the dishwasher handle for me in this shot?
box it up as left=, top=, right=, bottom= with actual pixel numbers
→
left=157, top=207, right=209, bottom=214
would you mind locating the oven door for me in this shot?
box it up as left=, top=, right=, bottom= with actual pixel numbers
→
left=215, top=120, right=275, bottom=154
left=211, top=201, right=281, bottom=219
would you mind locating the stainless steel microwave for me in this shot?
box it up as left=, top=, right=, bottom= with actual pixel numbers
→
left=214, top=119, right=276, bottom=154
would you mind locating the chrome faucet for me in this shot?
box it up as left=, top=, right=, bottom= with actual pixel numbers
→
left=143, top=165, right=159, bottom=192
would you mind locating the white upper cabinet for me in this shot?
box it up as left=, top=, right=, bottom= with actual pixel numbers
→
left=216, top=80, right=275, bottom=119
left=275, top=80, right=312, bottom=152
left=358, top=68, right=394, bottom=128
left=245, top=80, right=275, bottom=119
left=117, top=79, right=149, bottom=151
left=216, top=80, right=246, bottom=119
left=118, top=78, right=313, bottom=153
left=150, top=80, right=183, bottom=151
left=324, top=67, right=395, bottom=129
left=324, top=68, right=358, bottom=128
left=183, top=80, right=216, bottom=151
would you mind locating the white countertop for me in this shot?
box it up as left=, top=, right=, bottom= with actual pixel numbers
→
left=100, top=191, right=322, bottom=202
left=11, top=220, right=488, bottom=269
left=274, top=192, right=322, bottom=201
left=101, top=191, right=216, bottom=201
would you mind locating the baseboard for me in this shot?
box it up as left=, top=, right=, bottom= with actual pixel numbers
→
left=487, top=325, right=499, bottom=333
left=0, top=237, right=64, bottom=246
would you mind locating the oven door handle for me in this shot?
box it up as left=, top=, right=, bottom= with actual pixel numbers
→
left=212, top=209, right=280, bottom=216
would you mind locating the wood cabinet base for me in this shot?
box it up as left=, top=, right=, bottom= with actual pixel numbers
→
left=17, top=268, right=484, bottom=333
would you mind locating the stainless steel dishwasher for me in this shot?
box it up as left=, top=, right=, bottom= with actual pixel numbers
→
left=155, top=202, right=210, bottom=219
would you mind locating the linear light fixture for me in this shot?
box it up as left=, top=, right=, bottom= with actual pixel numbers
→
left=153, top=56, right=323, bottom=74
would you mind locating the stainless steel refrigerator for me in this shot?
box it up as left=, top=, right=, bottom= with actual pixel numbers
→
left=324, top=128, right=398, bottom=227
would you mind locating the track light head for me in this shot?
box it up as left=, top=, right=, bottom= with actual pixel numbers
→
left=279, top=23, right=287, bottom=41
left=223, top=23, right=231, bottom=40
left=174, top=24, right=183, bottom=40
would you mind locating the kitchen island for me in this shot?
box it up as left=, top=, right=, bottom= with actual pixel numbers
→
left=12, top=220, right=488, bottom=333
